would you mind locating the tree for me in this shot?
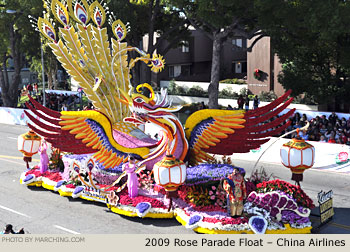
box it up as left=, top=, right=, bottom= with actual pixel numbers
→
left=0, top=0, right=43, bottom=107
left=112, top=0, right=190, bottom=85
left=172, top=0, right=262, bottom=108
left=255, top=0, right=350, bottom=107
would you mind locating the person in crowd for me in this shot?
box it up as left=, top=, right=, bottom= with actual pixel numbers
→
left=33, top=83, right=38, bottom=96
left=27, top=83, right=33, bottom=96
left=253, top=95, right=260, bottom=110
left=319, top=135, right=327, bottom=142
left=244, top=95, right=250, bottom=111
left=61, top=103, right=68, bottom=111
left=227, top=104, right=233, bottom=110
left=328, top=135, right=336, bottom=143
left=328, top=111, right=338, bottom=126
left=237, top=95, right=244, bottom=110
left=0, top=224, right=24, bottom=234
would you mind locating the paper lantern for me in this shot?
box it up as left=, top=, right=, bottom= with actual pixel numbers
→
left=18, top=130, right=41, bottom=157
left=18, top=130, right=41, bottom=169
left=153, top=154, right=186, bottom=192
left=280, top=137, right=315, bottom=185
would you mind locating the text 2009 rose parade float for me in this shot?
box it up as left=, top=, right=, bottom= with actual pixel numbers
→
left=18, top=0, right=314, bottom=234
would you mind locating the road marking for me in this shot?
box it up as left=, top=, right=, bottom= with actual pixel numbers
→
left=0, top=204, right=31, bottom=218
left=7, top=137, right=18, bottom=140
left=0, top=157, right=26, bottom=165
left=330, top=222, right=350, bottom=230
left=0, top=155, right=39, bottom=162
left=54, top=225, right=80, bottom=234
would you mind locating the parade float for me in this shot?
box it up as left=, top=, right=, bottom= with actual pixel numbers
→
left=19, top=0, right=315, bottom=234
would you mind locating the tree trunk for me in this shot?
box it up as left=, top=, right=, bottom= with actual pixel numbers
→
left=2, top=23, right=23, bottom=108
left=47, top=74, right=53, bottom=90
left=208, top=34, right=222, bottom=109
left=52, top=69, right=58, bottom=89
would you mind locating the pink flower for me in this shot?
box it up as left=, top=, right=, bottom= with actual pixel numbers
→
left=212, top=186, right=216, bottom=190
left=209, top=191, right=213, bottom=195
left=210, top=195, right=215, bottom=200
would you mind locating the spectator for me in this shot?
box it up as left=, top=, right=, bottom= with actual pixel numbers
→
left=27, top=83, right=33, bottom=96
left=227, top=104, right=233, bottom=110
left=328, top=111, right=338, bottom=126
left=244, top=95, right=250, bottom=111
left=237, top=95, right=244, bottom=109
left=33, top=83, right=38, bottom=95
left=0, top=224, right=24, bottom=234
left=328, top=135, right=336, bottom=143
left=319, top=135, right=327, bottom=142
left=61, top=103, right=68, bottom=111
left=253, top=95, right=260, bottom=109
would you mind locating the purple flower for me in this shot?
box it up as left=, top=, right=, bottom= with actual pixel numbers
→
left=277, top=197, right=287, bottom=208
left=185, top=164, right=245, bottom=185
left=23, top=174, right=35, bottom=183
left=55, top=180, right=65, bottom=188
left=136, top=202, right=151, bottom=214
left=188, top=215, right=202, bottom=226
left=249, top=216, right=268, bottom=234
left=73, top=186, right=84, bottom=194
left=270, top=193, right=279, bottom=207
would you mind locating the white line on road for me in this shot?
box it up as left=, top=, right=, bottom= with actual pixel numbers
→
left=0, top=204, right=31, bottom=218
left=7, top=137, right=18, bottom=140
left=53, top=225, right=80, bottom=234
left=0, top=157, right=25, bottom=166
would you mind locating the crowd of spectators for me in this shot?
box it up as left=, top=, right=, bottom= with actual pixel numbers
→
left=284, top=111, right=350, bottom=145
left=17, top=84, right=93, bottom=111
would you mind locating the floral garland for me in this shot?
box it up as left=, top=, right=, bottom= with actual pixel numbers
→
left=254, top=68, right=262, bottom=80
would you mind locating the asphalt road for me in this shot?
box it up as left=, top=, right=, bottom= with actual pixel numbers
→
left=0, top=123, right=349, bottom=234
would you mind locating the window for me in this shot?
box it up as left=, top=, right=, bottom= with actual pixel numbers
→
left=181, top=40, right=189, bottom=53
left=169, top=65, right=181, bottom=78
left=232, top=61, right=247, bottom=74
left=232, top=38, right=246, bottom=50
left=181, top=65, right=191, bottom=76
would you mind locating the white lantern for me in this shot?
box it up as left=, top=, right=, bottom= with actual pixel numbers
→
left=280, top=138, right=315, bottom=184
left=18, top=130, right=41, bottom=157
left=153, top=154, right=186, bottom=192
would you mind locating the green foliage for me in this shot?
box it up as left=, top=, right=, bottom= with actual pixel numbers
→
left=187, top=85, right=206, bottom=97
left=258, top=91, right=277, bottom=102
left=218, top=87, right=238, bottom=99
left=219, top=78, right=246, bottom=84
left=255, top=0, right=350, bottom=104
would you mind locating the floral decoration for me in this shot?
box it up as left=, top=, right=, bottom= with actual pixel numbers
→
left=248, top=216, right=268, bottom=234
left=136, top=202, right=152, bottom=218
left=254, top=68, right=262, bottom=80
left=256, top=179, right=315, bottom=209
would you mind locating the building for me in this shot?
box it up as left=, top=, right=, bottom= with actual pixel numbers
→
left=247, top=36, right=285, bottom=97
left=154, top=29, right=248, bottom=84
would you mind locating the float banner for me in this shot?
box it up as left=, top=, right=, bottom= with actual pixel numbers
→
left=0, top=234, right=349, bottom=252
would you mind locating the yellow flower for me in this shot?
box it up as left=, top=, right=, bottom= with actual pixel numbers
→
left=148, top=54, right=165, bottom=73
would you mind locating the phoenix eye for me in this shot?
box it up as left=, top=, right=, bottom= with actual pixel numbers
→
left=134, top=97, right=144, bottom=103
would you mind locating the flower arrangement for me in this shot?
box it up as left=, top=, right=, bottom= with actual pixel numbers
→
left=256, top=179, right=315, bottom=209
left=49, top=147, right=64, bottom=171
left=138, top=170, right=155, bottom=190
left=185, top=164, right=244, bottom=185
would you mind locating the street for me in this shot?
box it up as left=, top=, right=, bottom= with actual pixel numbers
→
left=0, top=123, right=349, bottom=234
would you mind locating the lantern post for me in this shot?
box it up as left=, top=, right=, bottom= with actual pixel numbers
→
left=17, top=130, right=42, bottom=169
left=280, top=129, right=315, bottom=187
left=153, top=152, right=187, bottom=211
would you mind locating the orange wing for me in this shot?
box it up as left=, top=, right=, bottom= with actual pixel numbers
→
left=185, top=90, right=295, bottom=165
